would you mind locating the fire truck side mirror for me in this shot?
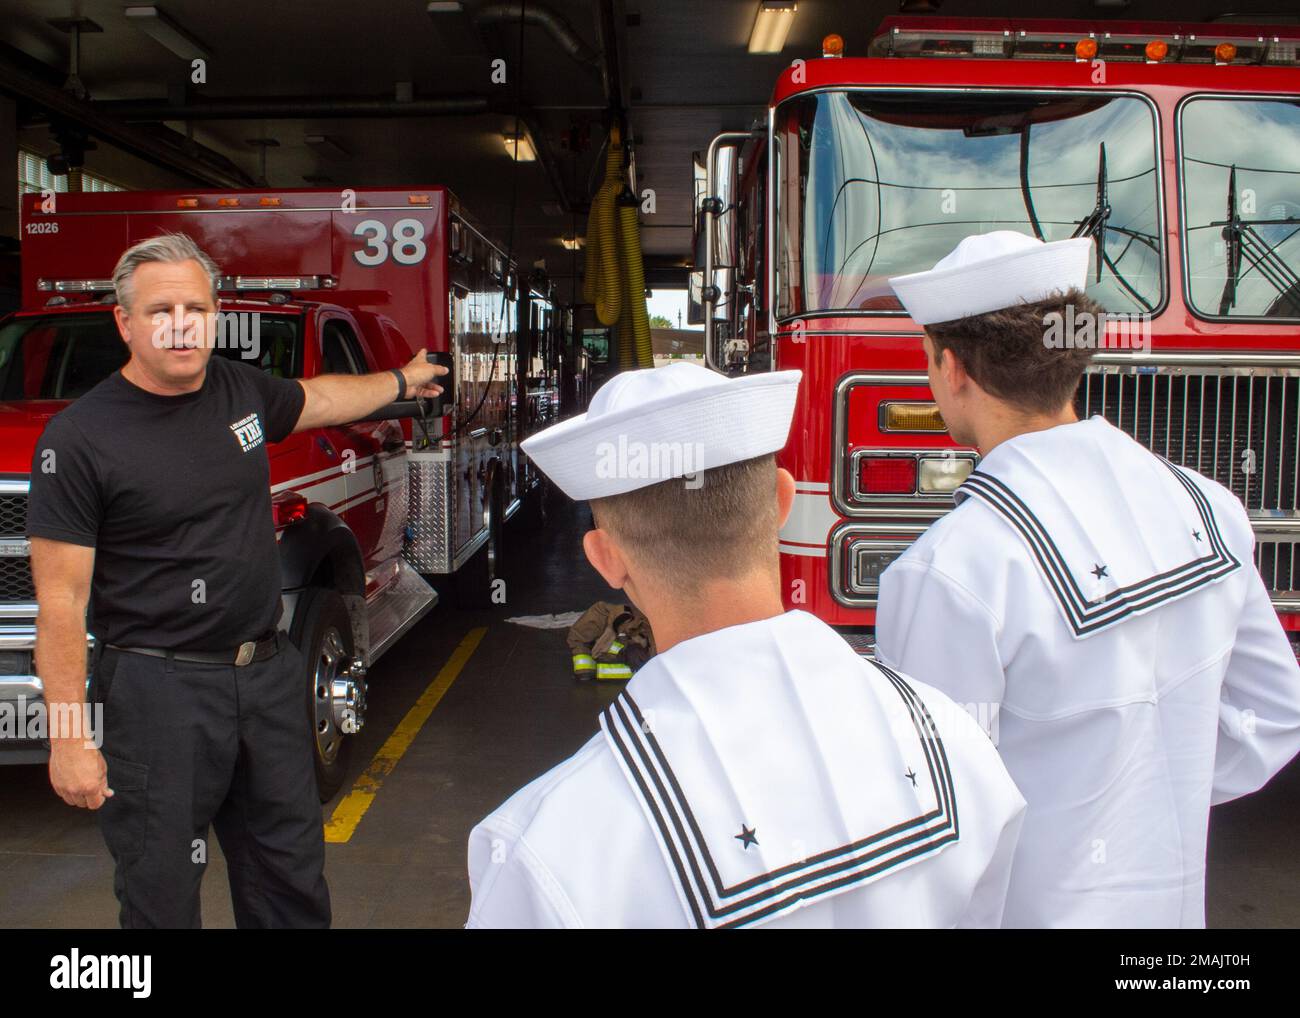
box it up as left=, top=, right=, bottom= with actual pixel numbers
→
left=355, top=351, right=453, bottom=424
left=688, top=268, right=734, bottom=326
left=354, top=400, right=426, bottom=423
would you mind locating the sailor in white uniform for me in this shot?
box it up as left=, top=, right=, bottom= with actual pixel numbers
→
left=466, top=362, right=1026, bottom=928
left=876, top=231, right=1300, bottom=928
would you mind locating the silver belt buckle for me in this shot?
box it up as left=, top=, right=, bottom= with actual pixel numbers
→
left=235, top=641, right=256, bottom=667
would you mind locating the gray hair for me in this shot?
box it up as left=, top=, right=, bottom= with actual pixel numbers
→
left=112, top=232, right=221, bottom=311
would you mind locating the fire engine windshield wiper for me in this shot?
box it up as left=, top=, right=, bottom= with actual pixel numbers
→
left=1071, top=143, right=1111, bottom=285
left=1214, top=164, right=1300, bottom=315
left=1066, top=142, right=1158, bottom=312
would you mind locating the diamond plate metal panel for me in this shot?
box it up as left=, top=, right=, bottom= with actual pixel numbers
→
left=404, top=453, right=453, bottom=573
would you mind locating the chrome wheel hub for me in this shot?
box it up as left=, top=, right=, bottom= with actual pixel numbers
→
left=313, top=627, right=367, bottom=764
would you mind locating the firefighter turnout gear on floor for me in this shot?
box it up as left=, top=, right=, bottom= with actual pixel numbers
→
left=567, top=601, right=655, bottom=681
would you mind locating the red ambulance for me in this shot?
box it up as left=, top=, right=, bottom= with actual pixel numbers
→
left=0, top=187, right=563, bottom=797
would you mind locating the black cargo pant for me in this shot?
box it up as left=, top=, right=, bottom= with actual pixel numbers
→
left=89, top=633, right=332, bottom=928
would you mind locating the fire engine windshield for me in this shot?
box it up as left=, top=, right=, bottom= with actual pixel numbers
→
left=0, top=311, right=303, bottom=401
left=776, top=90, right=1162, bottom=319
left=1180, top=97, right=1300, bottom=320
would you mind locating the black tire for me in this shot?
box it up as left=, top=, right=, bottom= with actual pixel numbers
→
left=454, top=472, right=506, bottom=609
left=516, top=475, right=550, bottom=533
left=290, top=586, right=356, bottom=802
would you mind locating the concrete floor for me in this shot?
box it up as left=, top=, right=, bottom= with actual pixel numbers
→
left=0, top=496, right=1297, bottom=928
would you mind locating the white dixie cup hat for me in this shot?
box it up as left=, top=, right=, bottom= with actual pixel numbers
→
left=520, top=362, right=803, bottom=500
left=888, top=231, right=1093, bottom=326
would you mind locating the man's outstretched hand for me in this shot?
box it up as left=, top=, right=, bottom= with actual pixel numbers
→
left=401, top=349, right=449, bottom=399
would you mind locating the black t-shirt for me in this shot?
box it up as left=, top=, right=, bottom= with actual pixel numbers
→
left=26, top=355, right=306, bottom=650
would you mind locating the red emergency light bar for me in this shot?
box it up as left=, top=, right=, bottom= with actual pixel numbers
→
left=35, top=275, right=339, bottom=301
left=869, top=16, right=1299, bottom=64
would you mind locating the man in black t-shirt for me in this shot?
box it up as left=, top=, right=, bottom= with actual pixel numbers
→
left=26, top=232, right=446, bottom=928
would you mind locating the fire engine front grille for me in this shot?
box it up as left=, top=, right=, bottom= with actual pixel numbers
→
left=1077, top=369, right=1300, bottom=516
left=0, top=494, right=26, bottom=537
left=1257, top=540, right=1298, bottom=596
left=0, top=557, right=34, bottom=602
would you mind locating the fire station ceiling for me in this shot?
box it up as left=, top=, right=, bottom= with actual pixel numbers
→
left=0, top=0, right=1288, bottom=295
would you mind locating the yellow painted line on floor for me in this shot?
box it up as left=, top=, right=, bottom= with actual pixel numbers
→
left=324, top=626, right=488, bottom=844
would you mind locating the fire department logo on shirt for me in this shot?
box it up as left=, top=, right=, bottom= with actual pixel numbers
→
left=229, top=412, right=265, bottom=452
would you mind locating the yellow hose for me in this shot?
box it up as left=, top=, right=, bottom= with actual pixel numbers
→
left=583, top=130, right=624, bottom=326
left=617, top=196, right=653, bottom=369
left=581, top=125, right=653, bottom=368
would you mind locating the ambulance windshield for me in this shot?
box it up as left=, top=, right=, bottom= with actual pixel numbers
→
left=776, top=89, right=1162, bottom=319
left=1180, top=97, right=1300, bottom=321
left=0, top=311, right=302, bottom=401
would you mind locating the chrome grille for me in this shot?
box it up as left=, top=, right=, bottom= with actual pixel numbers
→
left=0, top=488, right=34, bottom=604
left=0, top=558, right=34, bottom=602
left=1256, top=540, right=1298, bottom=596
left=0, top=494, right=26, bottom=537
left=1077, top=368, right=1300, bottom=516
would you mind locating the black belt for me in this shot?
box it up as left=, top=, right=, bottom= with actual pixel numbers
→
left=106, top=630, right=281, bottom=667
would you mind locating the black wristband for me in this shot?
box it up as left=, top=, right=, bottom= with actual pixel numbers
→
left=391, top=368, right=406, bottom=401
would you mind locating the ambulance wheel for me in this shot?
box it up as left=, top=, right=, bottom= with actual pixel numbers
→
left=292, top=586, right=357, bottom=802
left=455, top=476, right=506, bottom=609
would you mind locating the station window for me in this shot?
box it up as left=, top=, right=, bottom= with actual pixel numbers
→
left=17, top=149, right=124, bottom=198
left=580, top=327, right=610, bottom=363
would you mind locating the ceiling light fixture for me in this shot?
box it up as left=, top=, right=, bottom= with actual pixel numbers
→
left=748, top=1, right=797, bottom=55
left=503, top=130, right=536, bottom=162
left=124, top=5, right=211, bottom=61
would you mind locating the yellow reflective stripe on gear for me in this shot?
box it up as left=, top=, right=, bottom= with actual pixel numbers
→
left=609, top=640, right=625, bottom=654
left=596, top=663, right=632, bottom=680
left=572, top=654, right=596, bottom=672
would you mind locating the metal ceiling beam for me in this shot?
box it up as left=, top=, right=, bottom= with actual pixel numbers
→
left=95, top=93, right=493, bottom=120
left=514, top=108, right=575, bottom=216
left=0, top=51, right=254, bottom=189
left=95, top=91, right=576, bottom=216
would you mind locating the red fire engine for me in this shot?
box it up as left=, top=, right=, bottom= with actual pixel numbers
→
left=696, top=16, right=1300, bottom=655
left=0, top=186, right=566, bottom=796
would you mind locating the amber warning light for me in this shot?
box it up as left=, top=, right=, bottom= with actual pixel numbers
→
left=870, top=17, right=1298, bottom=64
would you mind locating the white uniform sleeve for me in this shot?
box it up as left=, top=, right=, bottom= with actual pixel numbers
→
left=466, top=817, right=583, bottom=929
left=918, top=680, right=1025, bottom=930
left=1212, top=567, right=1300, bottom=805
left=876, top=559, right=1006, bottom=738
left=958, top=804, right=1024, bottom=929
